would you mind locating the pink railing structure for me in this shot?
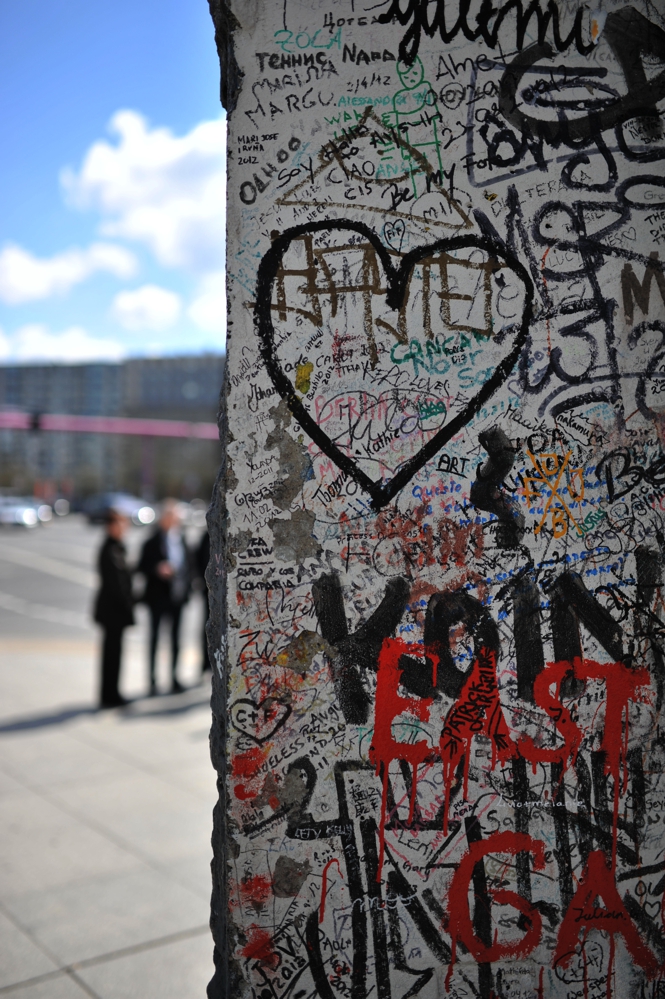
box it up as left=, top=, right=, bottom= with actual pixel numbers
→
left=0, top=410, right=219, bottom=439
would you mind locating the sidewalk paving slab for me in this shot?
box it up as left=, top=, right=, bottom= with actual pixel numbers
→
left=0, top=910, right=58, bottom=989
left=76, top=931, right=213, bottom=999
left=0, top=974, right=94, bottom=998
left=0, top=624, right=214, bottom=997
left=4, top=868, right=208, bottom=966
left=0, top=787, right=144, bottom=899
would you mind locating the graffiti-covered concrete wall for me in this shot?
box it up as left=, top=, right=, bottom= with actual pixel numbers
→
left=207, top=1, right=665, bottom=996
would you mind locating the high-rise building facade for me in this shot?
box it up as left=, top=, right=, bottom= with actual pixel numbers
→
left=0, top=354, right=224, bottom=500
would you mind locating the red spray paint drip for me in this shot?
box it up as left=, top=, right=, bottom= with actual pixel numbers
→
left=517, top=660, right=583, bottom=768
left=439, top=647, right=516, bottom=833
left=518, top=658, right=651, bottom=866
left=370, top=642, right=652, bottom=885
left=573, top=660, right=651, bottom=869
left=369, top=638, right=437, bottom=882
left=319, top=857, right=344, bottom=924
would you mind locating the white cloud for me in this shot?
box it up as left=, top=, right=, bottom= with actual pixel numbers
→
left=10, top=324, right=126, bottom=363
left=112, top=284, right=181, bottom=331
left=0, top=242, right=137, bottom=305
left=62, top=110, right=226, bottom=273
left=187, top=270, right=226, bottom=340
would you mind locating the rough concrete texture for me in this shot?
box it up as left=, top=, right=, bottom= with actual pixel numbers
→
left=207, top=1, right=665, bottom=996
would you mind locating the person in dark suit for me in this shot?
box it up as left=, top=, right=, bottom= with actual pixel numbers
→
left=195, top=531, right=211, bottom=675
left=138, top=499, right=191, bottom=695
left=94, top=509, right=134, bottom=708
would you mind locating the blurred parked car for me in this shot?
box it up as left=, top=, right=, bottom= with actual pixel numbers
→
left=0, top=497, right=52, bottom=527
left=84, top=492, right=156, bottom=526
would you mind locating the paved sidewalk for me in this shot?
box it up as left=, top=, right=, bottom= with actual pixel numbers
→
left=0, top=550, right=216, bottom=997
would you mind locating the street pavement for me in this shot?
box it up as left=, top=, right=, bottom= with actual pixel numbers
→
left=0, top=515, right=215, bottom=998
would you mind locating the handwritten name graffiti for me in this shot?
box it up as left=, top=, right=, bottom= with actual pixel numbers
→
left=214, top=2, right=665, bottom=999
left=255, top=220, right=533, bottom=509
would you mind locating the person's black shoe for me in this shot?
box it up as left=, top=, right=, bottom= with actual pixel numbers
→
left=171, top=679, right=186, bottom=694
left=100, top=695, right=130, bottom=709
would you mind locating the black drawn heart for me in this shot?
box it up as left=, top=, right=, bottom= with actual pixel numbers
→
left=255, top=220, right=534, bottom=510
left=383, top=218, right=406, bottom=253
left=644, top=900, right=661, bottom=920
left=230, top=697, right=291, bottom=744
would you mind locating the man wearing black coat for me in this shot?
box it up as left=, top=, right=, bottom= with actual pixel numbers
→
left=94, top=510, right=134, bottom=708
left=138, top=500, right=191, bottom=695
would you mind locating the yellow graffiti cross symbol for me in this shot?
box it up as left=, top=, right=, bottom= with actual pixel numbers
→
left=526, top=450, right=583, bottom=538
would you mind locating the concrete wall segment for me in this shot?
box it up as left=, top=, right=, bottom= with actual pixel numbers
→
left=208, top=1, right=665, bottom=996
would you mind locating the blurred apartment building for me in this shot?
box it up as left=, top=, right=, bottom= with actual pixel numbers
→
left=0, top=354, right=224, bottom=501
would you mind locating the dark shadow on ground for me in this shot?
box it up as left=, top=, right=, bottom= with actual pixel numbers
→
left=0, top=687, right=210, bottom=733
left=122, top=690, right=211, bottom=720
left=0, top=706, right=98, bottom=733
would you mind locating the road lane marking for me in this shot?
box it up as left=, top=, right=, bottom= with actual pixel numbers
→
left=38, top=541, right=97, bottom=566
left=0, top=589, right=91, bottom=629
left=0, top=544, right=96, bottom=588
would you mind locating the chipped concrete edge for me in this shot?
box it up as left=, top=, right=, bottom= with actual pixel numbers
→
left=206, top=0, right=244, bottom=995
left=207, top=368, right=245, bottom=999
left=207, top=0, right=243, bottom=114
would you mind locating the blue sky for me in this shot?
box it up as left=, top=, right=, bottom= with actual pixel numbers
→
left=0, top=0, right=226, bottom=363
